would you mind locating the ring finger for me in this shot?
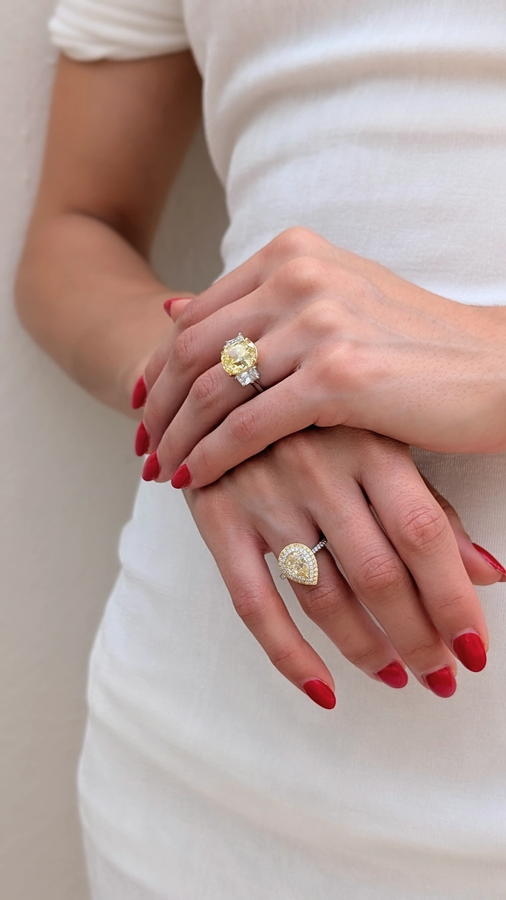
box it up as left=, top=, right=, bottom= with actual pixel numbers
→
left=260, top=520, right=410, bottom=690
left=143, top=326, right=298, bottom=478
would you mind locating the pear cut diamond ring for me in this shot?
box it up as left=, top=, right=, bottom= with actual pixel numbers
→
left=278, top=537, right=327, bottom=586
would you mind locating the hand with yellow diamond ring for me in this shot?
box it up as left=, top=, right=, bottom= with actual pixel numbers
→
left=139, top=226, right=506, bottom=490
left=181, top=425, right=502, bottom=705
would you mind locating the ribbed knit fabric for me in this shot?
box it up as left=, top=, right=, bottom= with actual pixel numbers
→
left=51, top=2, right=506, bottom=897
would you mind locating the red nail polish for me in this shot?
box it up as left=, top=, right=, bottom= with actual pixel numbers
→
left=452, top=632, right=487, bottom=673
left=142, top=452, right=160, bottom=482
left=376, top=660, right=408, bottom=689
left=472, top=543, right=506, bottom=576
left=171, top=463, right=191, bottom=489
left=135, top=422, right=150, bottom=457
left=163, top=297, right=187, bottom=317
left=131, top=375, right=147, bottom=409
left=424, top=667, right=457, bottom=698
left=302, top=679, right=336, bottom=709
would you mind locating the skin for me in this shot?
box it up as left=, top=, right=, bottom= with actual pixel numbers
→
left=15, top=52, right=504, bottom=706
left=142, top=228, right=506, bottom=488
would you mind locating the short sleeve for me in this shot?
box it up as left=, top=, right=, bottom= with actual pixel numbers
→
left=49, top=0, right=190, bottom=62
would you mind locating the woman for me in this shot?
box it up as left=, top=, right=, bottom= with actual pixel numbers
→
left=16, top=0, right=506, bottom=897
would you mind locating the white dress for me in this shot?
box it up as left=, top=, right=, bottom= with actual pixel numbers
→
left=50, top=1, right=506, bottom=897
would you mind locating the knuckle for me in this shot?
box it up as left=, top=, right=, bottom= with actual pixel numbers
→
left=192, top=438, right=215, bottom=478
left=270, top=226, right=318, bottom=261
left=431, top=588, right=471, bottom=616
left=397, top=502, right=449, bottom=552
left=191, top=367, right=221, bottom=410
left=401, top=632, right=443, bottom=661
left=299, top=581, right=340, bottom=622
left=354, top=550, right=403, bottom=597
left=232, top=584, right=268, bottom=626
left=298, top=299, right=337, bottom=336
left=269, top=640, right=305, bottom=669
left=274, top=430, right=312, bottom=468
left=176, top=301, right=200, bottom=330
left=142, top=389, right=164, bottom=432
left=172, top=327, right=198, bottom=371
left=277, top=256, right=330, bottom=296
left=227, top=405, right=258, bottom=445
left=341, top=642, right=381, bottom=670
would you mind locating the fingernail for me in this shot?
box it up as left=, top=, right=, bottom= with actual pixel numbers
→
left=163, top=297, right=188, bottom=317
left=142, top=452, right=160, bottom=482
left=131, top=375, right=147, bottom=409
left=452, top=631, right=487, bottom=672
left=302, top=679, right=336, bottom=709
left=171, top=463, right=191, bottom=489
left=472, top=543, right=506, bottom=577
left=375, top=660, right=408, bottom=689
left=135, top=422, right=150, bottom=457
left=423, top=667, right=457, bottom=698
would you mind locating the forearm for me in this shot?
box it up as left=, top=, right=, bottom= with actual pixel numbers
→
left=16, top=211, right=189, bottom=417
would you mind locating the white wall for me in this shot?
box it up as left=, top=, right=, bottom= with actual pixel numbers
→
left=0, top=4, right=227, bottom=898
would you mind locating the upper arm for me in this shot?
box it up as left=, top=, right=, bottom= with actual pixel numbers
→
left=32, top=50, right=202, bottom=255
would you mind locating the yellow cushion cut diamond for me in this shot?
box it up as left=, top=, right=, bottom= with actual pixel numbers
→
left=221, top=334, right=258, bottom=376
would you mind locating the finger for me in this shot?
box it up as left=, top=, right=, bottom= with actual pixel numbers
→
left=143, top=293, right=269, bottom=447
left=201, top=509, right=337, bottom=708
left=170, top=227, right=329, bottom=331
left=142, top=297, right=194, bottom=394
left=260, top=521, right=409, bottom=690
left=151, top=332, right=299, bottom=480
left=166, top=239, right=273, bottom=332
left=423, top=478, right=506, bottom=586
left=309, top=478, right=458, bottom=696
left=167, top=297, right=193, bottom=322
left=169, top=371, right=316, bottom=488
left=361, top=452, right=489, bottom=675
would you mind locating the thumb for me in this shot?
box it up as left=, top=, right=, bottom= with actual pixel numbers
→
left=164, top=296, right=193, bottom=322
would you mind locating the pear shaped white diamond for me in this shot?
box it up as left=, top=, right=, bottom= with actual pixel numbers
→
left=278, top=543, right=318, bottom=586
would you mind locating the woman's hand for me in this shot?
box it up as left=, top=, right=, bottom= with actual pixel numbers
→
left=139, top=227, right=506, bottom=488
left=179, top=426, right=501, bottom=706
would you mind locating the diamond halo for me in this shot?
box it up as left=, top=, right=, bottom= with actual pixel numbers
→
left=277, top=539, right=327, bottom=586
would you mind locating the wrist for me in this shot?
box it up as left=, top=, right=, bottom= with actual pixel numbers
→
left=467, top=304, right=506, bottom=451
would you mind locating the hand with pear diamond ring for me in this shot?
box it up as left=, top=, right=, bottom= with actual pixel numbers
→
left=140, top=226, right=506, bottom=491
left=179, top=425, right=501, bottom=706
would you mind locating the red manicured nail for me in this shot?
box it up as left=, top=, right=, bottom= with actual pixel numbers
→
left=135, top=422, right=150, bottom=457
left=171, top=463, right=191, bottom=489
left=423, top=667, right=457, bottom=698
left=163, top=297, right=187, bottom=317
left=142, top=452, right=160, bottom=482
left=302, top=679, right=336, bottom=709
left=131, top=375, right=147, bottom=409
left=376, top=660, right=408, bottom=688
left=452, top=632, right=487, bottom=673
left=472, top=543, right=506, bottom=576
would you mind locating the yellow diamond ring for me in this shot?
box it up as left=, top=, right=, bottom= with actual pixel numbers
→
left=221, top=333, right=263, bottom=391
left=278, top=538, right=327, bottom=586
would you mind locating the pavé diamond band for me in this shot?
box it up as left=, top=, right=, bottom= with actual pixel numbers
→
left=220, top=333, right=264, bottom=391
left=278, top=537, right=327, bottom=586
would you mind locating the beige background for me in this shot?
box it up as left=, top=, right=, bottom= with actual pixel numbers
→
left=0, top=3, right=227, bottom=897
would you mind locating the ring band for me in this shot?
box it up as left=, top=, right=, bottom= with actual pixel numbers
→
left=221, top=333, right=264, bottom=390
left=278, top=537, right=327, bottom=586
